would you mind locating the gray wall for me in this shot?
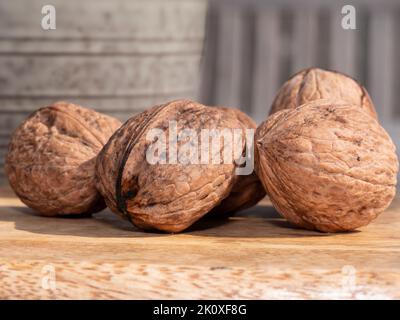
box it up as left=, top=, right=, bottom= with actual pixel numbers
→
left=0, top=0, right=207, bottom=184
left=1, top=0, right=399, bottom=187
left=200, top=0, right=400, bottom=184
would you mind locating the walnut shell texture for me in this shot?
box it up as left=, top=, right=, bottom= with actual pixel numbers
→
left=96, top=100, right=264, bottom=232
left=5, top=102, right=122, bottom=216
left=210, top=107, right=266, bottom=215
left=255, top=100, right=398, bottom=232
left=270, top=68, right=377, bottom=119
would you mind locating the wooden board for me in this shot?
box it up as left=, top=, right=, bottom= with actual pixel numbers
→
left=0, top=186, right=399, bottom=299
left=0, top=55, right=201, bottom=96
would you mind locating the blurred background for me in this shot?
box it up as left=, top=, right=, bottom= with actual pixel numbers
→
left=0, top=0, right=399, bottom=185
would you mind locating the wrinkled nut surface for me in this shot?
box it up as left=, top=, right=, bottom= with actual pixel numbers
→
left=210, top=107, right=266, bottom=215
left=270, top=68, right=377, bottom=119
left=255, top=101, right=398, bottom=232
left=96, top=100, right=265, bottom=232
left=5, top=102, right=122, bottom=216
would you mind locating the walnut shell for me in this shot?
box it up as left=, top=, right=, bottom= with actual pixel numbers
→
left=255, top=100, right=398, bottom=232
left=96, top=100, right=264, bottom=232
left=210, top=107, right=266, bottom=214
left=5, top=102, right=122, bottom=216
left=270, top=68, right=377, bottom=119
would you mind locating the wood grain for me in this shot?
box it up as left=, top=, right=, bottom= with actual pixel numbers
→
left=0, top=187, right=399, bottom=299
left=0, top=0, right=206, bottom=40
left=0, top=55, right=201, bottom=96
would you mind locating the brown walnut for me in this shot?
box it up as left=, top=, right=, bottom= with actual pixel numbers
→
left=270, top=67, right=377, bottom=119
left=255, top=100, right=398, bottom=232
left=210, top=107, right=266, bottom=215
left=96, top=99, right=265, bottom=232
left=5, top=102, right=122, bottom=216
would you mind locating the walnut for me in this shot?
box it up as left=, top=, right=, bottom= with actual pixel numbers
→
left=5, top=102, right=122, bottom=216
left=255, top=100, right=399, bottom=232
left=210, top=107, right=266, bottom=215
left=270, top=68, right=377, bottom=118
left=96, top=99, right=265, bottom=232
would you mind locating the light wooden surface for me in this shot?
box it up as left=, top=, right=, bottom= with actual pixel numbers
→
left=0, top=186, right=399, bottom=299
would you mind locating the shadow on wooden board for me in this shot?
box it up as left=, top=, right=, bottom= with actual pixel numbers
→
left=0, top=202, right=337, bottom=239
